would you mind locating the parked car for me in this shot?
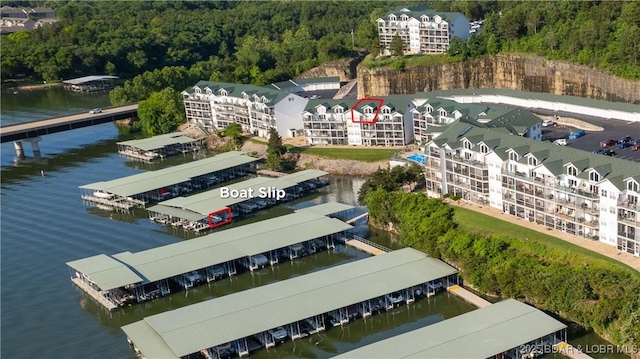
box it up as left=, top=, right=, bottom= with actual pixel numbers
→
left=568, top=129, right=585, bottom=139
left=618, top=135, right=632, bottom=144
left=593, top=149, right=608, bottom=155
left=542, top=120, right=556, bottom=127
left=633, top=139, right=640, bottom=146
left=619, top=142, right=632, bottom=149
left=89, top=108, right=102, bottom=114
left=633, top=145, right=640, bottom=151
left=553, top=139, right=567, bottom=146
left=600, top=139, right=617, bottom=147
left=604, top=149, right=616, bottom=156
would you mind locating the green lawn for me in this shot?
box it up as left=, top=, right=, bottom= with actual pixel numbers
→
left=360, top=53, right=459, bottom=69
left=453, top=206, right=640, bottom=278
left=289, top=147, right=399, bottom=162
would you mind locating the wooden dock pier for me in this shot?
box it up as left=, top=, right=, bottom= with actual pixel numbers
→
left=71, top=278, right=118, bottom=311
left=553, top=342, right=595, bottom=359
left=345, top=212, right=368, bottom=224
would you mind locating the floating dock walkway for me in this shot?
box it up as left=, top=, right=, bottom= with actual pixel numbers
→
left=122, top=248, right=459, bottom=359
left=67, top=202, right=356, bottom=311
left=447, top=284, right=492, bottom=308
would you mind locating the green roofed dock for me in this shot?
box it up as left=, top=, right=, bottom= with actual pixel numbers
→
left=121, top=248, right=459, bottom=359
left=117, top=132, right=200, bottom=162
left=79, top=151, right=258, bottom=210
left=66, top=202, right=355, bottom=311
left=335, top=298, right=567, bottom=359
left=147, top=169, right=329, bottom=232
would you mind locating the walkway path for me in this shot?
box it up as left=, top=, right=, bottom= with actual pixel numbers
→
left=333, top=79, right=357, bottom=99
left=345, top=240, right=386, bottom=256
left=447, top=285, right=492, bottom=308
left=448, top=200, right=640, bottom=271
left=554, top=342, right=595, bottom=359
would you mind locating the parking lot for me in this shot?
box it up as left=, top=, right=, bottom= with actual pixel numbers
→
left=535, top=109, right=640, bottom=163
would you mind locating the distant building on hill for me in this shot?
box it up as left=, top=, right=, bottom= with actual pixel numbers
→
left=377, top=5, right=469, bottom=55
left=0, top=6, right=57, bottom=34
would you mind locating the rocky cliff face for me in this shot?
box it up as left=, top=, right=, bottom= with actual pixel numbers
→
left=298, top=52, right=367, bottom=82
left=357, top=54, right=640, bottom=104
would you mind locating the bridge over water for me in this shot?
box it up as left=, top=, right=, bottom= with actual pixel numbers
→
left=0, top=104, right=138, bottom=158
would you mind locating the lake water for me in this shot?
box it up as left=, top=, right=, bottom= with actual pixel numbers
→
left=0, top=89, right=629, bottom=359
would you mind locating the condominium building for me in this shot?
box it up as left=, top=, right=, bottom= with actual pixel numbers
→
left=377, top=5, right=469, bottom=55
left=411, top=96, right=543, bottom=143
left=302, top=95, right=415, bottom=146
left=182, top=81, right=308, bottom=138
left=422, top=120, right=640, bottom=257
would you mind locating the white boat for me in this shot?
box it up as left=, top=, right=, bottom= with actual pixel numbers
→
left=93, top=191, right=113, bottom=199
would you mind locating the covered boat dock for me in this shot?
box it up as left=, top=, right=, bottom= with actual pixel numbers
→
left=67, top=202, right=355, bottom=311
left=335, top=298, right=567, bottom=359
left=79, top=151, right=258, bottom=209
left=121, top=248, right=458, bottom=359
left=147, top=169, right=330, bottom=232
left=62, top=75, right=118, bottom=92
left=116, top=132, right=200, bottom=162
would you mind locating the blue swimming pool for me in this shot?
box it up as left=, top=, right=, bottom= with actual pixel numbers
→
left=406, top=153, right=426, bottom=165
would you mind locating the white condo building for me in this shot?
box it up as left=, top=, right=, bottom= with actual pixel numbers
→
left=377, top=5, right=470, bottom=55
left=421, top=120, right=640, bottom=257
left=182, top=81, right=308, bottom=138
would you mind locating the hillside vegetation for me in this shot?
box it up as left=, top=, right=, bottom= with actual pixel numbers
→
left=362, top=182, right=640, bottom=346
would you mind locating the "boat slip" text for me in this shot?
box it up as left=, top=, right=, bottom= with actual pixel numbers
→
left=220, top=187, right=286, bottom=200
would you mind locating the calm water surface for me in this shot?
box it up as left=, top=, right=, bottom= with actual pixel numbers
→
left=0, top=91, right=627, bottom=359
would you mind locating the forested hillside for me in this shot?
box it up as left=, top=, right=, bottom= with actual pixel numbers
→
left=1, top=0, right=395, bottom=83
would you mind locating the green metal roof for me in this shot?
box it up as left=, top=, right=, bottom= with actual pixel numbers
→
left=421, top=88, right=640, bottom=113
left=66, top=254, right=143, bottom=291
left=121, top=248, right=458, bottom=358
left=185, top=81, right=292, bottom=105
left=79, top=151, right=258, bottom=197
left=336, top=299, right=566, bottom=359
left=67, top=203, right=352, bottom=289
left=430, top=120, right=640, bottom=191
left=384, top=5, right=465, bottom=23
left=122, top=321, right=179, bottom=359
left=148, top=170, right=328, bottom=220
left=268, top=77, right=340, bottom=91
left=116, top=132, right=197, bottom=152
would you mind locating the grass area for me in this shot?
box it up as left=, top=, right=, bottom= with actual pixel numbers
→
left=289, top=146, right=399, bottom=162
left=453, top=206, right=640, bottom=278
left=249, top=138, right=267, bottom=145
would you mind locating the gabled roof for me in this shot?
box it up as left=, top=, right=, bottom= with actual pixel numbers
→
left=428, top=120, right=640, bottom=191
left=383, top=5, right=464, bottom=23
left=185, top=81, right=292, bottom=105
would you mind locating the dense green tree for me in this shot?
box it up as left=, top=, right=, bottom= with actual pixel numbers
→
left=265, top=128, right=285, bottom=171
left=390, top=34, right=405, bottom=57
left=135, top=87, right=185, bottom=136
left=223, top=123, right=243, bottom=148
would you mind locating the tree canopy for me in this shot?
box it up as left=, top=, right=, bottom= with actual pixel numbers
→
left=135, top=87, right=185, bottom=136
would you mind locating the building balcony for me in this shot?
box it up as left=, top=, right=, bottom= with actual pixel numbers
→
left=446, top=155, right=488, bottom=169
left=618, top=202, right=640, bottom=211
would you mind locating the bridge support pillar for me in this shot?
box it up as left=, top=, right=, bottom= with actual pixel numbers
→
left=25, top=137, right=42, bottom=158
left=13, top=141, right=25, bottom=160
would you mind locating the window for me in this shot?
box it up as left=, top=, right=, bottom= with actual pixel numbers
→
left=364, top=107, right=373, bottom=114
left=335, top=107, right=343, bottom=113
left=381, top=107, right=390, bottom=114
left=480, top=144, right=488, bottom=154
left=567, top=165, right=577, bottom=176
left=528, top=157, right=537, bottom=166
left=220, top=89, right=227, bottom=96
left=194, top=87, right=201, bottom=94
left=439, top=109, right=447, bottom=117
left=601, top=189, right=607, bottom=197
left=463, top=141, right=472, bottom=150
left=426, top=105, right=433, bottom=113
left=628, top=181, right=639, bottom=192
left=590, top=171, right=600, bottom=182
left=569, top=179, right=577, bottom=188
left=509, top=152, right=518, bottom=161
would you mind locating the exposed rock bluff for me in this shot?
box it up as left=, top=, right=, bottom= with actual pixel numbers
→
left=298, top=52, right=367, bottom=82
left=357, top=54, right=640, bottom=104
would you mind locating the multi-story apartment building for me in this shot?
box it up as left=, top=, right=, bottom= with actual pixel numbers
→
left=377, top=5, right=469, bottom=55
left=302, top=95, right=415, bottom=146
left=422, top=120, right=640, bottom=257
left=182, top=81, right=308, bottom=138
left=411, top=96, right=542, bottom=143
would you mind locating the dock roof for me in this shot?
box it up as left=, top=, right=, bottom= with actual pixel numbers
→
left=79, top=151, right=258, bottom=197
left=116, top=132, right=197, bottom=151
left=66, top=202, right=353, bottom=290
left=147, top=169, right=328, bottom=220
left=121, top=248, right=457, bottom=358
left=335, top=299, right=567, bottom=358
left=62, top=75, right=119, bottom=85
